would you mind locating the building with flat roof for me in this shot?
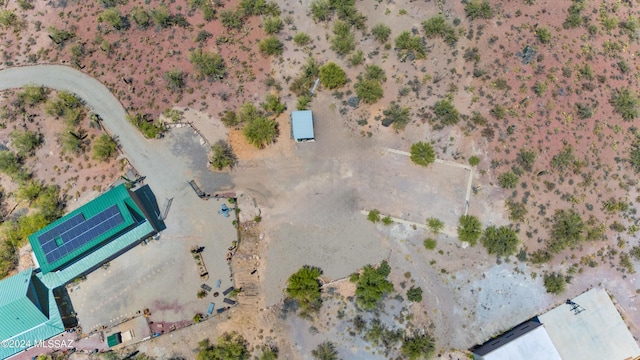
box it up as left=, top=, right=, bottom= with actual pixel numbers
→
left=291, top=110, right=314, bottom=142
left=471, top=320, right=561, bottom=360
left=538, top=287, right=640, bottom=360
left=0, top=269, right=64, bottom=359
left=471, top=287, right=640, bottom=360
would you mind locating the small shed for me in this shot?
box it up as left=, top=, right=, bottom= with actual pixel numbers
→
left=291, top=110, right=315, bottom=142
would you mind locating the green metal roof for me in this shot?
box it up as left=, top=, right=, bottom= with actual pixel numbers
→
left=29, top=184, right=150, bottom=274
left=0, top=269, right=64, bottom=359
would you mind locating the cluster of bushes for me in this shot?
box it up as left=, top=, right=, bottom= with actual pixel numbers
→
left=394, top=31, right=427, bottom=60
left=189, top=49, right=226, bottom=80
left=355, top=65, right=386, bottom=104
left=220, top=0, right=280, bottom=30
left=197, top=332, right=249, bottom=360
left=221, top=101, right=280, bottom=148
left=350, top=260, right=394, bottom=310
left=381, top=103, right=411, bottom=130
left=127, top=112, right=167, bottom=139
left=457, top=215, right=520, bottom=257
left=309, top=0, right=366, bottom=30
left=422, top=16, right=458, bottom=46
left=210, top=141, right=237, bottom=171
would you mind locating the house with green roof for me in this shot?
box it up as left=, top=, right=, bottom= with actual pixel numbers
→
left=0, top=268, right=64, bottom=359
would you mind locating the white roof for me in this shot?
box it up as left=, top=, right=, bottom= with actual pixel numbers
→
left=480, top=325, right=562, bottom=360
left=538, top=287, right=640, bottom=360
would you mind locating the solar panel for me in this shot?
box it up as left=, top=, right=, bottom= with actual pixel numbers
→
left=40, top=205, right=125, bottom=264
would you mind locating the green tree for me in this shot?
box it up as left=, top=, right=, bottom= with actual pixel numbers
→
left=543, top=272, right=566, bottom=294
left=610, top=88, right=639, bottom=121
left=457, top=215, right=482, bottom=245
left=98, top=7, right=128, bottom=30
left=259, top=36, right=284, bottom=56
left=18, top=85, right=49, bottom=107
left=426, top=217, right=444, bottom=233
left=354, top=261, right=394, bottom=310
left=310, top=0, right=332, bottom=22
left=410, top=142, right=436, bottom=167
left=406, top=286, right=423, bottom=302
left=293, top=32, right=311, bottom=46
left=330, top=20, right=355, bottom=55
left=319, top=62, right=347, bottom=89
left=354, top=79, right=383, bottom=104
left=464, top=0, right=494, bottom=19
left=481, top=226, right=520, bottom=257
left=432, top=98, right=460, bottom=126
left=401, top=333, right=435, bottom=360
left=382, top=103, right=411, bottom=130
left=210, top=141, right=237, bottom=170
left=197, top=333, right=249, bottom=360
left=394, top=31, right=427, bottom=59
left=17, top=179, right=43, bottom=203
left=260, top=94, right=286, bottom=116
left=9, top=130, right=41, bottom=157
left=92, top=134, right=117, bottom=162
left=371, top=23, right=391, bottom=43
left=311, top=341, right=338, bottom=360
left=190, top=49, right=226, bottom=79
left=286, top=266, right=323, bottom=313
left=164, top=69, right=186, bottom=91
left=263, top=16, right=283, bottom=34
left=549, top=209, right=585, bottom=252
left=498, top=171, right=519, bottom=189
left=243, top=116, right=278, bottom=148
left=130, top=6, right=151, bottom=28
left=367, top=209, right=381, bottom=223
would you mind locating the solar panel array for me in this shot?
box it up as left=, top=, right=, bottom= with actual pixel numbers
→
left=39, top=205, right=125, bottom=264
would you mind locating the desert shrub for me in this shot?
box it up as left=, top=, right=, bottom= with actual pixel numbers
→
left=92, top=134, right=117, bottom=162
left=427, top=217, right=444, bottom=233
left=630, top=136, right=640, bottom=173
left=220, top=110, right=240, bottom=127
left=576, top=103, right=595, bottom=119
left=469, top=156, right=480, bottom=166
left=535, top=27, right=551, bottom=43
left=610, top=88, right=639, bottom=121
left=197, top=332, right=249, bottom=360
left=296, top=95, right=312, bottom=110
left=530, top=249, right=553, bottom=264
left=195, top=30, right=213, bottom=44
left=532, top=81, right=547, bottom=96
left=620, top=16, right=640, bottom=40
left=394, top=31, right=427, bottom=59
left=363, top=65, right=386, bottom=83
left=243, top=116, right=278, bottom=148
left=498, top=171, right=519, bottom=189
left=550, top=145, right=576, bottom=172
left=354, top=79, right=383, bottom=104
left=319, top=62, right=347, bottom=89
left=220, top=9, right=243, bottom=29
left=490, top=104, right=506, bottom=120
left=432, top=97, right=460, bottom=126
left=423, top=238, right=437, bottom=250
left=48, top=26, right=75, bottom=46
left=348, top=50, right=365, bottom=66
left=164, top=69, right=186, bottom=91
left=481, top=226, right=519, bottom=257
left=98, top=8, right=128, bottom=30
left=127, top=113, right=166, bottom=139
left=506, top=199, right=527, bottom=222
left=9, top=130, right=41, bottom=157
left=293, top=32, right=311, bottom=46
left=410, top=142, right=436, bottom=167
left=548, top=209, right=585, bottom=252
left=516, top=149, right=536, bottom=172
left=260, top=94, right=286, bottom=115
left=210, top=141, right=237, bottom=170
left=464, top=0, right=494, bottom=19
left=630, top=246, right=640, bottom=260
left=309, top=0, right=332, bottom=22
left=381, top=216, right=393, bottom=225
left=401, top=333, right=435, bottom=360
left=238, top=0, right=280, bottom=16
left=330, top=20, right=355, bottom=55
left=188, top=0, right=217, bottom=21
left=259, top=36, right=284, bottom=56
left=422, top=16, right=458, bottom=46
left=371, top=23, right=391, bottom=43
left=457, top=215, right=482, bottom=245
left=543, top=272, right=566, bottom=294
left=263, top=16, right=283, bottom=34
left=368, top=209, right=381, bottom=223
left=0, top=10, right=21, bottom=30
left=311, top=341, right=338, bottom=360
left=60, top=130, right=87, bottom=154
left=406, top=286, right=423, bottom=302
left=45, top=91, right=83, bottom=126
left=382, top=103, right=411, bottom=130
left=289, top=58, right=320, bottom=96
left=257, top=345, right=278, bottom=360
left=17, top=0, right=34, bottom=10
left=18, top=85, right=49, bottom=107
left=0, top=151, right=26, bottom=180
left=286, top=266, right=323, bottom=313
left=354, top=261, right=394, bottom=310
left=471, top=112, right=488, bottom=125
left=563, top=0, right=585, bottom=29
left=190, top=49, right=226, bottom=79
